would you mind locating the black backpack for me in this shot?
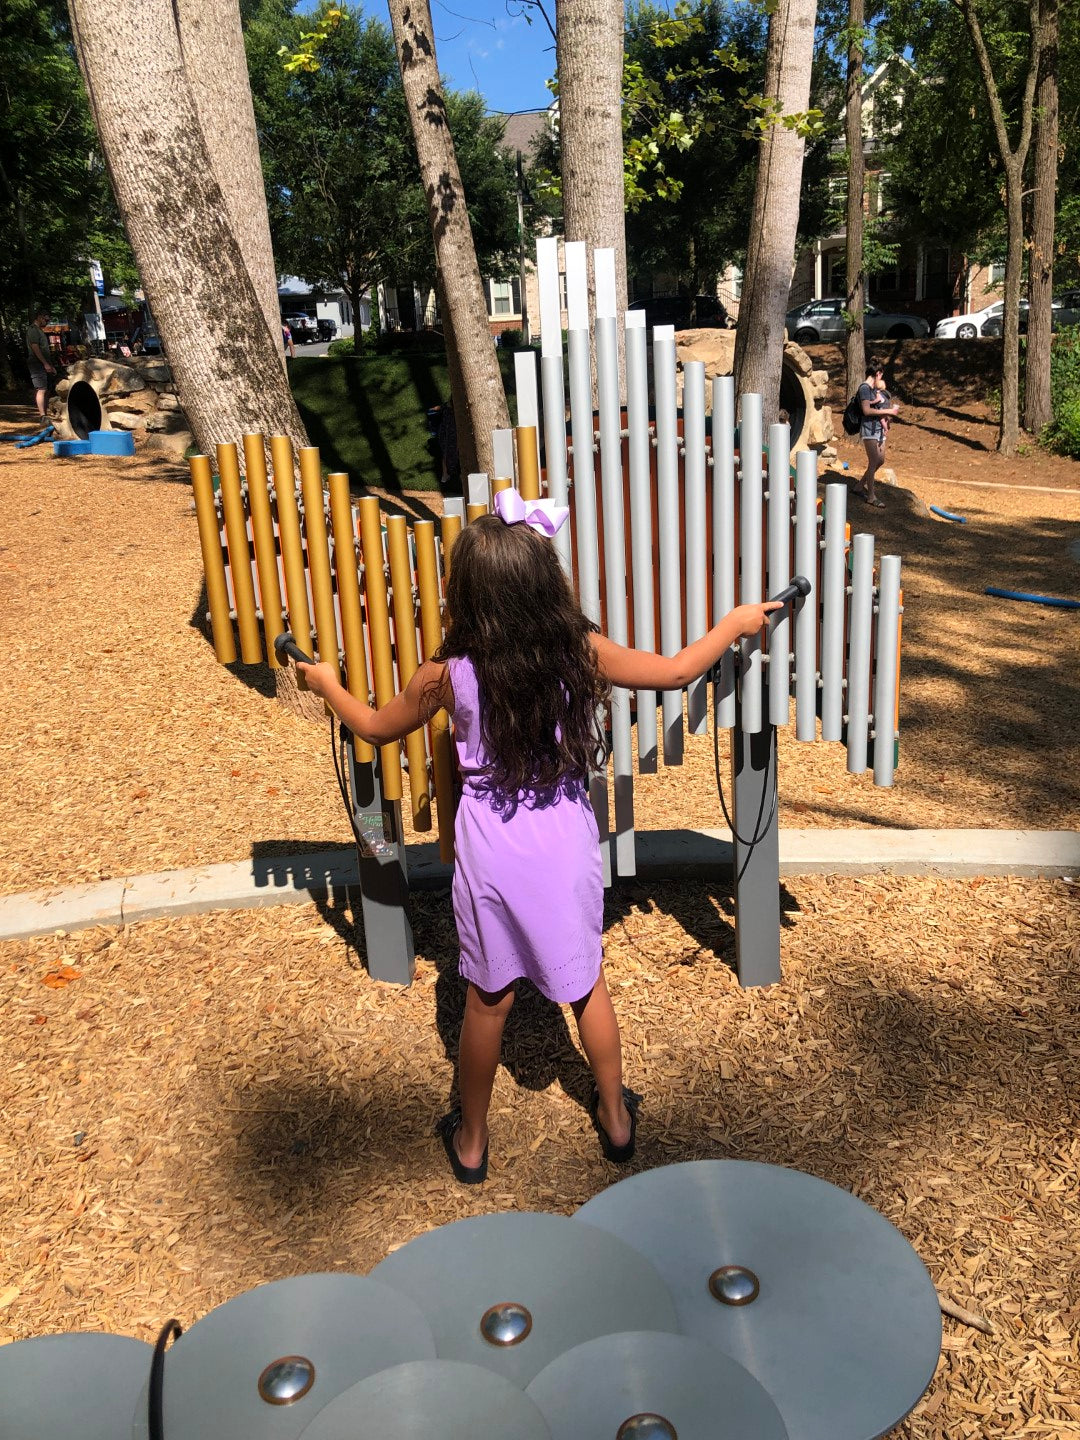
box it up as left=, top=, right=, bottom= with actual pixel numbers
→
left=841, top=392, right=862, bottom=435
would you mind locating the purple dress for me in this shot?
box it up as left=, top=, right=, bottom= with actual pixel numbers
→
left=448, top=654, right=604, bottom=1003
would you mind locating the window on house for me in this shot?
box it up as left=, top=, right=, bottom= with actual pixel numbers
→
left=988, top=260, right=1006, bottom=288
left=487, top=277, right=521, bottom=317
left=828, top=254, right=846, bottom=295
left=871, top=172, right=891, bottom=214
left=873, top=264, right=900, bottom=295
left=730, top=267, right=743, bottom=301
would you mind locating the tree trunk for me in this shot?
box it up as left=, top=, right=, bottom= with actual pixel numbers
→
left=556, top=0, right=628, bottom=383
left=844, top=0, right=866, bottom=398
left=959, top=0, right=1047, bottom=455
left=67, top=0, right=309, bottom=461
left=1000, top=160, right=1025, bottom=454
left=386, top=0, right=509, bottom=477
left=173, top=0, right=285, bottom=365
left=733, top=0, right=818, bottom=420
left=1024, top=0, right=1059, bottom=436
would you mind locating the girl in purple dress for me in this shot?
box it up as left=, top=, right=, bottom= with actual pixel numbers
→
left=297, top=496, right=780, bottom=1184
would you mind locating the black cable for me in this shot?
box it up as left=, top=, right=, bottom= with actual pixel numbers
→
left=148, top=1318, right=182, bottom=1440
left=711, top=663, right=779, bottom=884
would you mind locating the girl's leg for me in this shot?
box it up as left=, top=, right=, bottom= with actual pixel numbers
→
left=859, top=436, right=885, bottom=501
left=455, top=981, right=515, bottom=1167
left=570, top=969, right=631, bottom=1148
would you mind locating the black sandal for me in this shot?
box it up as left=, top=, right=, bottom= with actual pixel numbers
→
left=436, top=1109, right=488, bottom=1185
left=589, top=1086, right=641, bottom=1164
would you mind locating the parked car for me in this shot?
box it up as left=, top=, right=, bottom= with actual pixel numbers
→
left=285, top=313, right=319, bottom=344
left=316, top=317, right=338, bottom=342
left=934, top=302, right=1003, bottom=339
left=979, top=293, right=1080, bottom=336
left=785, top=298, right=930, bottom=343
left=627, top=294, right=729, bottom=330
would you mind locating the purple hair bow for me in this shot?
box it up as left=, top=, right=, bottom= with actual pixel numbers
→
left=493, top=487, right=570, bottom=537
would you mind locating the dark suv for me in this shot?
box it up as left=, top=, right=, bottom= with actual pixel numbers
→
left=627, top=294, right=730, bottom=330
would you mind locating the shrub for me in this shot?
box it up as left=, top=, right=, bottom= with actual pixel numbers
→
left=496, top=327, right=526, bottom=350
left=327, top=335, right=355, bottom=357
left=1045, top=325, right=1080, bottom=458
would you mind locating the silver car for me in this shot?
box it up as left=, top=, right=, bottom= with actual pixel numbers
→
left=786, top=298, right=930, bottom=343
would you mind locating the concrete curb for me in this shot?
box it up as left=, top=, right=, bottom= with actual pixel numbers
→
left=1, top=829, right=1076, bottom=943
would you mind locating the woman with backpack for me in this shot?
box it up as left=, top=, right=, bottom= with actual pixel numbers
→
left=850, top=365, right=899, bottom=508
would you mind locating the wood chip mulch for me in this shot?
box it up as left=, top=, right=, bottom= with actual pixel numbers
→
left=1, top=875, right=1078, bottom=1439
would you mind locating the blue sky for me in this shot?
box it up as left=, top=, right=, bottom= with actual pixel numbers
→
left=299, top=0, right=558, bottom=113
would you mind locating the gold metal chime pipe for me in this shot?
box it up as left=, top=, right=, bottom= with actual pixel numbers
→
left=242, top=433, right=284, bottom=668
left=216, top=442, right=262, bottom=663
left=386, top=517, right=432, bottom=831
left=299, top=447, right=340, bottom=681
left=189, top=454, right=236, bottom=664
left=515, top=425, right=541, bottom=500
left=270, top=435, right=313, bottom=660
left=414, top=521, right=455, bottom=861
left=357, top=497, right=402, bottom=802
left=328, top=474, right=374, bottom=763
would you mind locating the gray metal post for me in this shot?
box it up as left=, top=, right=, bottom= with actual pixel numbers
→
left=766, top=423, right=792, bottom=728
left=821, top=482, right=848, bottom=742
left=345, top=743, right=415, bottom=985
left=731, top=684, right=781, bottom=988
left=684, top=361, right=708, bottom=735
left=626, top=312, right=657, bottom=771
left=712, top=376, right=736, bottom=731
left=738, top=392, right=764, bottom=733
left=654, top=324, right=683, bottom=765
left=846, top=532, right=876, bottom=774
left=872, top=554, right=903, bottom=787
left=793, top=450, right=819, bottom=742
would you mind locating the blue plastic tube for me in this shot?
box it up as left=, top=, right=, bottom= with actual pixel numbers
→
left=929, top=504, right=966, bottom=524
left=985, top=586, right=1080, bottom=610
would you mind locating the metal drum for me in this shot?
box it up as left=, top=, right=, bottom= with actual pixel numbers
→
left=0, top=1332, right=152, bottom=1440
left=525, top=1330, right=788, bottom=1440
left=575, top=1160, right=942, bottom=1440
left=297, top=1360, right=552, bottom=1439
left=130, top=1273, right=436, bottom=1440
left=370, top=1211, right=679, bottom=1388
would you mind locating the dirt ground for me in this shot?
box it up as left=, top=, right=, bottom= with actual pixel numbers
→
left=1, top=367, right=1079, bottom=1436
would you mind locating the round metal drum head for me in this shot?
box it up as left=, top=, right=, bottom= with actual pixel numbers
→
left=297, top=1360, right=552, bottom=1439
left=370, top=1212, right=679, bottom=1387
left=526, top=1330, right=788, bottom=1440
left=0, top=1332, right=153, bottom=1440
left=576, top=1161, right=942, bottom=1440
left=131, top=1273, right=436, bottom=1440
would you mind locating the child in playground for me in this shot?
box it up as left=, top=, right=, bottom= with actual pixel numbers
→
left=296, top=494, right=780, bottom=1183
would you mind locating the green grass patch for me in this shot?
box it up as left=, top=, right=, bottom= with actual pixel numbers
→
left=288, top=350, right=521, bottom=492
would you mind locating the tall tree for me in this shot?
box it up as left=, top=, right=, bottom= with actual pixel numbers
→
left=843, top=0, right=867, bottom=395
left=1024, top=0, right=1059, bottom=435
left=0, top=0, right=135, bottom=385
left=173, top=0, right=284, bottom=361
left=556, top=0, right=629, bottom=340
left=955, top=0, right=1053, bottom=454
left=385, top=0, right=510, bottom=477
left=734, top=0, right=819, bottom=418
left=67, top=0, right=308, bottom=457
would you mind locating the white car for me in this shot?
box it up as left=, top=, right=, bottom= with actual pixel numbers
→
left=935, top=302, right=1005, bottom=339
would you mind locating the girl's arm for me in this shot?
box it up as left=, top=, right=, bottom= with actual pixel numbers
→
left=593, top=601, right=782, bottom=690
left=295, top=658, right=451, bottom=745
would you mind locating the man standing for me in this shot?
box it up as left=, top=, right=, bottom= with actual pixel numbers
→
left=26, top=309, right=56, bottom=420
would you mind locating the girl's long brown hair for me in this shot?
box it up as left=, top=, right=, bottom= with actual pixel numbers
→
left=434, top=514, right=610, bottom=795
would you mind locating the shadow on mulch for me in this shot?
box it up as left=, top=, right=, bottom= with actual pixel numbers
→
left=215, top=870, right=812, bottom=1212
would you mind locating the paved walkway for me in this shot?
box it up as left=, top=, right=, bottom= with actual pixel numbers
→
left=1, top=829, right=1076, bottom=941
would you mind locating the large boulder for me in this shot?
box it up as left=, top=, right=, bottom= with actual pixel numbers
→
left=145, top=428, right=194, bottom=460
left=64, top=357, right=147, bottom=397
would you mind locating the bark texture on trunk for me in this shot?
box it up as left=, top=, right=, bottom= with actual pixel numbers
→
left=1024, top=0, right=1059, bottom=437
left=843, top=0, right=866, bottom=398
left=67, top=0, right=309, bottom=460
left=959, top=0, right=1047, bottom=455
left=556, top=0, right=628, bottom=382
left=734, top=0, right=818, bottom=420
left=173, top=0, right=285, bottom=364
left=387, top=0, right=509, bottom=477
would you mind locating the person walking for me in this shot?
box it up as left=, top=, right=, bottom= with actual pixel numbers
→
left=854, top=364, right=899, bottom=507
left=26, top=309, right=56, bottom=420
left=292, top=492, right=780, bottom=1183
